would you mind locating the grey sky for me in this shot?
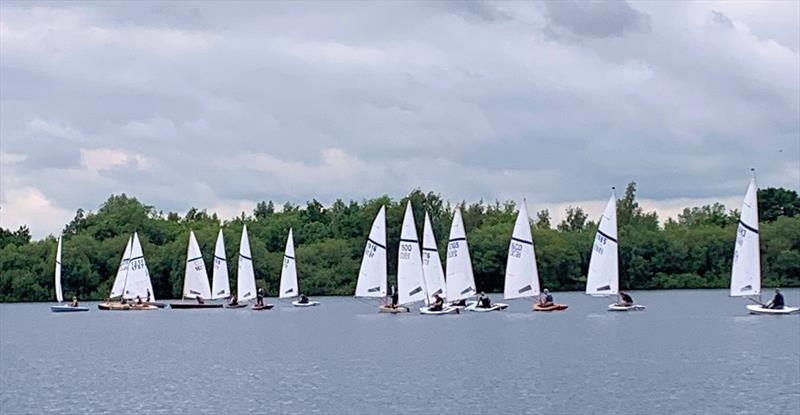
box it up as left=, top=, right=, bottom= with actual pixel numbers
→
left=1, top=0, right=798, bottom=237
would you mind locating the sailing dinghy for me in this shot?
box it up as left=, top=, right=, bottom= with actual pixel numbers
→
left=419, top=211, right=458, bottom=315
left=355, top=206, right=404, bottom=312
left=233, top=225, right=271, bottom=310
left=211, top=229, right=231, bottom=303
left=98, top=232, right=159, bottom=310
left=586, top=189, right=645, bottom=311
left=50, top=236, right=89, bottom=312
left=170, top=231, right=222, bottom=309
left=730, top=171, right=799, bottom=315
left=279, top=229, right=320, bottom=307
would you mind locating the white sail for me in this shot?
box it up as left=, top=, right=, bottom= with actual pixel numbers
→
left=355, top=206, right=387, bottom=298
left=55, top=236, right=63, bottom=303
left=397, top=202, right=426, bottom=305
left=445, top=206, right=477, bottom=301
left=183, top=231, right=212, bottom=300
left=730, top=175, right=761, bottom=296
left=211, top=229, right=230, bottom=300
left=422, top=212, right=447, bottom=302
left=122, top=232, right=156, bottom=301
left=237, top=224, right=257, bottom=302
left=279, top=228, right=298, bottom=299
left=586, top=192, right=619, bottom=296
left=110, top=236, right=132, bottom=298
left=504, top=200, right=541, bottom=299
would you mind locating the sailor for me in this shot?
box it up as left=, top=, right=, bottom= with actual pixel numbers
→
left=451, top=298, right=467, bottom=307
left=766, top=288, right=785, bottom=310
left=70, top=296, right=79, bottom=307
left=228, top=292, right=239, bottom=306
left=196, top=296, right=205, bottom=304
left=256, top=288, right=265, bottom=307
left=618, top=291, right=633, bottom=306
left=390, top=285, right=399, bottom=308
left=538, top=289, right=554, bottom=307
left=146, top=289, right=151, bottom=303
left=136, top=296, right=143, bottom=305
left=298, top=293, right=309, bottom=304
left=429, top=294, right=444, bottom=312
left=477, top=291, right=491, bottom=308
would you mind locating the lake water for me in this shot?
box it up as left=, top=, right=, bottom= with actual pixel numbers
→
left=1, top=290, right=798, bottom=414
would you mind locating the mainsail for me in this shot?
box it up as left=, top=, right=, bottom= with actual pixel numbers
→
left=211, top=229, right=230, bottom=300
left=445, top=206, right=476, bottom=301
left=122, top=232, right=156, bottom=301
left=397, top=202, right=426, bottom=305
left=421, top=212, right=446, bottom=302
left=110, top=236, right=132, bottom=298
left=586, top=191, right=619, bottom=296
left=355, top=206, right=387, bottom=298
left=504, top=200, right=541, bottom=300
left=279, top=228, right=298, bottom=299
left=183, top=231, right=212, bottom=300
left=55, top=236, right=63, bottom=303
left=730, top=175, right=761, bottom=297
left=237, top=224, right=257, bottom=302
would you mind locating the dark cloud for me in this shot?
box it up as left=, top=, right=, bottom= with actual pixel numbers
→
left=542, top=0, right=651, bottom=38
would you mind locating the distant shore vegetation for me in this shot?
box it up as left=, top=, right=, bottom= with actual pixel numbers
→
left=1, top=183, right=799, bottom=302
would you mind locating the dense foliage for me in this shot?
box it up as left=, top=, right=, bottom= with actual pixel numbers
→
left=1, top=184, right=798, bottom=302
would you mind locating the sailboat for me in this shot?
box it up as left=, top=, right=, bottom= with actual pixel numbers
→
left=170, top=231, right=222, bottom=309
left=231, top=225, right=271, bottom=310
left=731, top=171, right=799, bottom=315
left=586, top=188, right=645, bottom=311
left=99, top=232, right=159, bottom=310
left=211, top=229, right=231, bottom=302
left=419, top=211, right=458, bottom=315
left=50, top=236, right=89, bottom=312
left=354, top=206, right=399, bottom=312
left=504, top=200, right=566, bottom=312
left=279, top=228, right=320, bottom=307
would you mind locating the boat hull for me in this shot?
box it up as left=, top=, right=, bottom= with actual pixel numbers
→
left=746, top=305, right=800, bottom=315
left=98, top=302, right=158, bottom=311
left=607, top=303, right=647, bottom=312
left=419, top=306, right=459, bottom=315
left=378, top=305, right=410, bottom=313
left=50, top=305, right=89, bottom=313
left=466, top=302, right=508, bottom=312
left=252, top=304, right=274, bottom=311
left=292, top=301, right=320, bottom=307
left=533, top=303, right=568, bottom=312
left=224, top=303, right=248, bottom=309
left=169, top=303, right=223, bottom=309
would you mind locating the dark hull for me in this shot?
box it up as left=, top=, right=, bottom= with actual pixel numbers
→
left=225, top=304, right=248, bottom=309
left=252, top=304, right=274, bottom=311
left=169, top=303, right=224, bottom=309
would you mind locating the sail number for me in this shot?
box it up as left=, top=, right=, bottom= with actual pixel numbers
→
left=447, top=241, right=459, bottom=258
left=399, top=243, right=412, bottom=260
left=422, top=252, right=431, bottom=265
left=365, top=242, right=378, bottom=258
left=130, top=258, right=145, bottom=271
left=510, top=242, right=523, bottom=258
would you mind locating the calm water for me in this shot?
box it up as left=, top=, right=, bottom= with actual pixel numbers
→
left=1, top=290, right=798, bottom=414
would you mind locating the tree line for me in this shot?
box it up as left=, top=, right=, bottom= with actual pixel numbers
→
left=1, top=184, right=798, bottom=302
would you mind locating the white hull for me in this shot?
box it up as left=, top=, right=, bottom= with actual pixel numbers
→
left=419, top=306, right=459, bottom=315
left=466, top=302, right=508, bottom=312
left=292, top=301, right=320, bottom=307
left=746, top=305, right=799, bottom=315
left=607, top=303, right=647, bottom=312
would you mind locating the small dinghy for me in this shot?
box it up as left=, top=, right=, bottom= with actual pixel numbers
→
left=50, top=237, right=89, bottom=313
left=170, top=231, right=221, bottom=310
left=252, top=304, right=274, bottom=311
left=746, top=305, right=799, bottom=315
left=224, top=303, right=248, bottom=309
left=466, top=302, right=508, bottom=312
left=292, top=301, right=320, bottom=307
left=354, top=207, right=390, bottom=311
left=533, top=303, right=568, bottom=312
left=50, top=305, right=89, bottom=313
left=444, top=206, right=479, bottom=313
left=170, top=303, right=223, bottom=309
left=98, top=302, right=158, bottom=311
left=378, top=305, right=410, bottom=313
left=419, top=305, right=459, bottom=315
left=100, top=232, right=160, bottom=311
left=607, top=303, right=646, bottom=312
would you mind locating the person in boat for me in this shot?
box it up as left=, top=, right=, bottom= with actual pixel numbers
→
left=389, top=285, right=399, bottom=308
left=298, top=293, right=309, bottom=304
left=476, top=291, right=491, bottom=308
left=766, top=288, right=785, bottom=310
left=429, top=294, right=444, bottom=312
left=617, top=291, right=633, bottom=306
left=538, top=289, right=554, bottom=307
left=136, top=296, right=143, bottom=305
left=146, top=289, right=151, bottom=303
left=451, top=298, right=467, bottom=307
left=70, top=296, right=79, bottom=307
left=256, top=288, right=265, bottom=307
left=228, top=292, right=239, bottom=306
left=120, top=297, right=128, bottom=305
left=196, top=296, right=205, bottom=305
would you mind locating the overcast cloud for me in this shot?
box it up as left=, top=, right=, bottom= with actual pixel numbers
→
left=1, top=0, right=798, bottom=237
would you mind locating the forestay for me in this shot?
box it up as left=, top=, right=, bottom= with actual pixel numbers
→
left=586, top=192, right=619, bottom=296
left=183, top=231, right=212, bottom=300
left=211, top=229, right=230, bottom=300
left=237, top=225, right=257, bottom=302
left=279, top=228, right=298, bottom=299
left=55, top=236, right=63, bottom=303
left=730, top=175, right=761, bottom=297
left=397, top=202, right=426, bottom=305
left=110, top=237, right=132, bottom=298
left=355, top=206, right=387, bottom=298
left=122, top=232, right=156, bottom=301
left=422, top=212, right=446, bottom=302
left=504, top=200, right=541, bottom=300
left=446, top=206, right=476, bottom=301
